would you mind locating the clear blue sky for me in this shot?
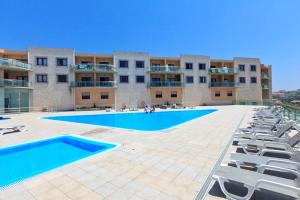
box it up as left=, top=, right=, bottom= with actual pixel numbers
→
left=1, top=0, right=299, bottom=91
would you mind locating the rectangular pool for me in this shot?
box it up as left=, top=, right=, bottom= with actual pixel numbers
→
left=44, top=109, right=217, bottom=131
left=0, top=135, right=117, bottom=188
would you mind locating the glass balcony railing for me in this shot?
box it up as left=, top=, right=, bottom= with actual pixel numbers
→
left=149, top=66, right=182, bottom=73
left=0, top=59, right=32, bottom=70
left=70, top=81, right=116, bottom=88
left=262, top=84, right=269, bottom=89
left=209, top=67, right=236, bottom=74
left=147, top=81, right=184, bottom=87
left=0, top=79, right=32, bottom=88
left=261, top=73, right=269, bottom=79
left=71, top=64, right=116, bottom=72
left=209, top=82, right=239, bottom=87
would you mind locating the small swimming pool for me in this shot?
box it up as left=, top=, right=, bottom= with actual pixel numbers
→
left=44, top=109, right=217, bottom=131
left=0, top=135, right=118, bottom=188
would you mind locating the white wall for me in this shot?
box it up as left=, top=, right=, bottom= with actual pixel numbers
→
left=234, top=57, right=263, bottom=102
left=181, top=55, right=211, bottom=106
left=113, top=51, right=151, bottom=109
left=28, top=47, right=75, bottom=110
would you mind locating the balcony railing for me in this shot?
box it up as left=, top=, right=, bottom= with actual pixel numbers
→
left=0, top=59, right=32, bottom=70
left=209, top=67, right=236, bottom=74
left=209, top=82, right=239, bottom=87
left=261, top=73, right=269, bottom=79
left=0, top=79, right=32, bottom=88
left=262, top=84, right=269, bottom=89
left=70, top=81, right=116, bottom=88
left=149, top=66, right=182, bottom=73
left=71, top=64, right=116, bottom=72
left=147, top=81, right=183, bottom=87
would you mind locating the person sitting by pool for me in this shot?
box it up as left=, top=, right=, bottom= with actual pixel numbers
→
left=150, top=106, right=155, bottom=113
left=144, top=105, right=150, bottom=113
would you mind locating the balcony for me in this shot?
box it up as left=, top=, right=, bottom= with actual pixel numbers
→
left=71, top=64, right=116, bottom=72
left=261, top=73, right=269, bottom=79
left=70, top=81, right=116, bottom=88
left=147, top=81, right=184, bottom=87
left=209, top=82, right=239, bottom=87
left=262, top=84, right=269, bottom=89
left=148, top=66, right=182, bottom=73
left=0, top=79, right=32, bottom=88
left=0, top=59, right=32, bottom=71
left=209, top=67, right=236, bottom=74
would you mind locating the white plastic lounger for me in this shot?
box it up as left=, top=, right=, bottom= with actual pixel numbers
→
left=213, top=166, right=300, bottom=200
left=0, top=125, right=25, bottom=135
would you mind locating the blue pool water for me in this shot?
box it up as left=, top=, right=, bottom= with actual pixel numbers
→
left=44, top=109, right=217, bottom=131
left=0, top=136, right=117, bottom=187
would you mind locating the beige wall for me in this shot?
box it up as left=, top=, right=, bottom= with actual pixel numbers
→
left=210, top=87, right=236, bottom=102
left=75, top=88, right=115, bottom=107
left=150, top=88, right=183, bottom=105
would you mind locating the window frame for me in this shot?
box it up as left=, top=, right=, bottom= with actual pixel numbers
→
left=135, top=60, right=145, bottom=68
left=56, top=57, right=68, bottom=66
left=239, top=77, right=246, bottom=84
left=56, top=74, right=68, bottom=83
left=36, top=57, right=48, bottom=66
left=250, top=77, right=257, bottom=84
left=250, top=65, right=257, bottom=72
left=227, top=91, right=233, bottom=97
left=199, top=76, right=207, bottom=84
left=215, top=91, right=221, bottom=97
left=155, top=91, right=162, bottom=98
left=185, top=62, right=193, bottom=70
left=171, top=91, right=177, bottom=98
left=36, top=74, right=48, bottom=83
left=119, top=60, right=129, bottom=68
left=81, top=92, right=90, bottom=100
left=199, top=63, right=206, bottom=70
left=136, top=75, right=145, bottom=83
left=100, top=92, right=109, bottom=99
left=119, top=75, right=129, bottom=83
left=185, top=76, right=194, bottom=83
left=238, top=64, right=245, bottom=71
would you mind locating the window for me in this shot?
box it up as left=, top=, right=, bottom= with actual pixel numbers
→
left=57, top=75, right=68, bottom=83
left=238, top=64, right=245, bottom=71
left=151, top=77, right=160, bottom=82
left=155, top=91, right=162, bottom=98
left=251, top=77, right=257, bottom=83
left=250, top=65, right=257, bottom=71
left=239, top=77, right=246, bottom=83
left=171, top=91, right=177, bottom=98
left=186, top=76, right=194, bottom=83
left=185, top=63, right=193, bottom=70
left=215, top=91, right=221, bottom=97
left=99, top=77, right=109, bottom=82
left=36, top=74, right=48, bottom=83
left=227, top=91, right=233, bottom=97
left=56, top=58, right=68, bottom=66
left=120, top=75, right=129, bottom=83
left=119, top=60, right=128, bottom=68
left=81, top=92, right=90, bottom=100
left=167, top=63, right=175, bottom=66
left=36, top=57, right=47, bottom=66
left=199, top=63, right=206, bottom=70
left=199, top=76, right=207, bottom=83
left=100, top=92, right=109, bottom=99
left=99, top=62, right=109, bottom=65
left=136, top=76, right=145, bottom=83
left=81, top=77, right=92, bottom=82
left=152, top=63, right=160, bottom=67
left=136, top=61, right=144, bottom=68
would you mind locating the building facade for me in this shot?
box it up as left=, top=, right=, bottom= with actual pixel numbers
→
left=0, top=47, right=272, bottom=112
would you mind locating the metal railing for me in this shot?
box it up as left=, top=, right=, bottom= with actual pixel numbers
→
left=209, top=67, right=236, bottom=74
left=147, top=81, right=183, bottom=87
left=0, top=79, right=32, bottom=88
left=70, top=81, right=116, bottom=88
left=209, top=82, right=239, bottom=87
left=70, top=64, right=116, bottom=72
left=149, top=66, right=182, bottom=73
left=281, top=103, right=300, bottom=122
left=0, top=58, right=32, bottom=70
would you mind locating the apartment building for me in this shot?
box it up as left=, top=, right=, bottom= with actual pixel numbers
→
left=0, top=47, right=272, bottom=112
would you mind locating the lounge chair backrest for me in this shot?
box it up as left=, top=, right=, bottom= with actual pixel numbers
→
left=287, top=128, right=300, bottom=147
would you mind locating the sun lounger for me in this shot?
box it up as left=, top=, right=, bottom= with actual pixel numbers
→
left=1, top=125, right=25, bottom=135
left=213, top=165, right=300, bottom=200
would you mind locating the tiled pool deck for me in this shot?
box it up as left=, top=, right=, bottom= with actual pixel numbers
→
left=0, top=106, right=255, bottom=200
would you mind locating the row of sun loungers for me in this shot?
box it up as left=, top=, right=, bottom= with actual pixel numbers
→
left=212, top=106, right=300, bottom=200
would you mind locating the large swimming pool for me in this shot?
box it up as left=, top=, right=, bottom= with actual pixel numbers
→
left=0, top=135, right=117, bottom=187
left=44, top=109, right=217, bottom=131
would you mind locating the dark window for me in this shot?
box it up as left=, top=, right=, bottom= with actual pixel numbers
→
left=250, top=65, right=257, bottom=71
left=120, top=75, right=129, bottom=83
left=227, top=91, right=233, bottom=96
left=100, top=92, right=109, bottom=99
left=56, top=58, right=68, bottom=66
left=199, top=76, right=207, bottom=83
left=151, top=77, right=160, bottom=82
left=57, top=75, right=68, bottom=83
left=36, top=57, right=48, bottom=66
left=167, top=63, right=175, bottom=66
left=152, top=63, right=160, bottom=66
left=156, top=91, right=162, bottom=98
left=185, top=63, right=193, bottom=70
left=251, top=77, right=257, bottom=83
left=238, top=64, right=245, bottom=71
left=119, top=60, right=128, bottom=68
left=136, top=61, right=144, bottom=68
left=136, top=76, right=145, bottom=83
left=186, top=76, right=194, bottom=83
left=215, top=91, right=221, bottom=97
left=199, top=63, right=206, bottom=70
left=171, top=91, right=177, bottom=98
left=81, top=92, right=90, bottom=100
left=239, top=77, right=246, bottom=83
left=36, top=74, right=48, bottom=83
left=99, top=62, right=109, bottom=65
left=81, top=77, right=92, bottom=82
left=99, top=77, right=110, bottom=82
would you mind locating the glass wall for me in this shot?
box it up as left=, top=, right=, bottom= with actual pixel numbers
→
left=3, top=89, right=32, bottom=112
